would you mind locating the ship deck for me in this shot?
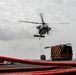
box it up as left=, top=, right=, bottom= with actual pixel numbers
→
left=0, top=56, right=76, bottom=75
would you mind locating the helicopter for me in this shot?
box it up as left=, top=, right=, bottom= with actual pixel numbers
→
left=19, top=13, right=51, bottom=39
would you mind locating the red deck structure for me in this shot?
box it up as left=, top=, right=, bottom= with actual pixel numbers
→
left=0, top=56, right=76, bottom=75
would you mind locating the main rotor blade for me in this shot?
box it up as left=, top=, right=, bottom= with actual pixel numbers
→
left=40, top=13, right=45, bottom=24
left=50, top=23, right=70, bottom=24
left=19, top=21, right=42, bottom=24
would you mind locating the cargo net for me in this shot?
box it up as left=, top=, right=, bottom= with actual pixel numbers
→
left=51, top=43, right=73, bottom=61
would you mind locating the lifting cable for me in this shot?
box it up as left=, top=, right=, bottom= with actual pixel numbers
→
left=40, top=42, right=43, bottom=54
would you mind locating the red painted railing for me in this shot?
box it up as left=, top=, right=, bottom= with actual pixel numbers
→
left=0, top=56, right=76, bottom=66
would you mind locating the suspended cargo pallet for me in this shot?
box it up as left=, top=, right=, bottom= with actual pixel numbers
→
left=45, top=43, right=73, bottom=61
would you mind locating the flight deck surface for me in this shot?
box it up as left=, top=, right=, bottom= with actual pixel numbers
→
left=0, top=60, right=76, bottom=75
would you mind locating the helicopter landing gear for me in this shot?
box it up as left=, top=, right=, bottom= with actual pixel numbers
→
left=34, top=35, right=45, bottom=37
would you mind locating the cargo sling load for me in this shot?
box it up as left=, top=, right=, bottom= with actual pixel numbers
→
left=44, top=43, right=73, bottom=61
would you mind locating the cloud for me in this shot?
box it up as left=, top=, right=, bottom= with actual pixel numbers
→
left=0, top=22, right=35, bottom=40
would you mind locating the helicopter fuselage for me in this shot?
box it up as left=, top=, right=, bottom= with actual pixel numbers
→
left=37, top=25, right=51, bottom=35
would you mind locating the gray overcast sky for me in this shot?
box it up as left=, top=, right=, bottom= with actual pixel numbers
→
left=0, top=0, right=76, bottom=59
